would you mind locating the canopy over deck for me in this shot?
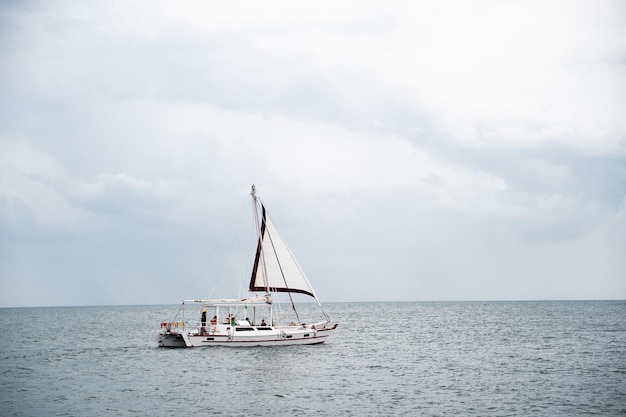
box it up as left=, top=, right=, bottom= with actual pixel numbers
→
left=183, top=295, right=272, bottom=307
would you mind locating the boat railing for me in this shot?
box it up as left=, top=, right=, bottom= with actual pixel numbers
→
left=159, top=321, right=186, bottom=331
left=160, top=318, right=328, bottom=334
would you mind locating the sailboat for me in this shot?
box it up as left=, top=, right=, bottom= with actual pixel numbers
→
left=156, top=185, right=338, bottom=347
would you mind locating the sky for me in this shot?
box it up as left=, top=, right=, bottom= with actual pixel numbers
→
left=1, top=0, right=625, bottom=307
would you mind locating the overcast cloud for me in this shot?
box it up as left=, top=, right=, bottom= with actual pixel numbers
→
left=1, top=0, right=625, bottom=307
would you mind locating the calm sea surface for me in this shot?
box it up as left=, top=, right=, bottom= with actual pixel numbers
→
left=0, top=301, right=624, bottom=416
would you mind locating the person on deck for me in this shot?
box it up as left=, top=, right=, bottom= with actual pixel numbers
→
left=200, top=310, right=207, bottom=335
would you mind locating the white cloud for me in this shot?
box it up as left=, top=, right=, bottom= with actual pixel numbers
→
left=373, top=1, right=626, bottom=153
left=1, top=0, right=624, bottom=306
left=128, top=103, right=508, bottom=216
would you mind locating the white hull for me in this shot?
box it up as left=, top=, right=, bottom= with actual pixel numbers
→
left=157, top=325, right=337, bottom=348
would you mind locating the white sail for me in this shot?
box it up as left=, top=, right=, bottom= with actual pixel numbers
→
left=249, top=204, right=317, bottom=298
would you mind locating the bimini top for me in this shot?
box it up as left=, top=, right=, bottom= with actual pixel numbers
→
left=184, top=295, right=272, bottom=307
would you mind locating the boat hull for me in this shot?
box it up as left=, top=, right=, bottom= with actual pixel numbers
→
left=157, top=325, right=337, bottom=348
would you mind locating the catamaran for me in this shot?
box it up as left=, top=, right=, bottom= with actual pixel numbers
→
left=156, top=185, right=338, bottom=347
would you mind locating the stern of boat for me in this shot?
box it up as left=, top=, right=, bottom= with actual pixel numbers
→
left=157, top=331, right=188, bottom=348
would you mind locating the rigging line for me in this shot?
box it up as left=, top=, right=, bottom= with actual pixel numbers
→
left=255, top=197, right=289, bottom=322
left=209, top=198, right=252, bottom=299
left=182, top=196, right=250, bottom=300
left=266, top=202, right=314, bottom=295
left=243, top=201, right=258, bottom=293
left=169, top=302, right=185, bottom=323
left=263, top=207, right=301, bottom=324
left=262, top=201, right=330, bottom=323
left=263, top=205, right=317, bottom=298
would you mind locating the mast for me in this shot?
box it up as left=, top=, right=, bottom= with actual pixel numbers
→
left=250, top=185, right=273, bottom=324
left=250, top=185, right=266, bottom=292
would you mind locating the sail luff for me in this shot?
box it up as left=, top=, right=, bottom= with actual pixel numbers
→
left=249, top=204, right=268, bottom=293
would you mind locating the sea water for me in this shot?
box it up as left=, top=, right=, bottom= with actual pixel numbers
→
left=0, top=301, right=624, bottom=416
